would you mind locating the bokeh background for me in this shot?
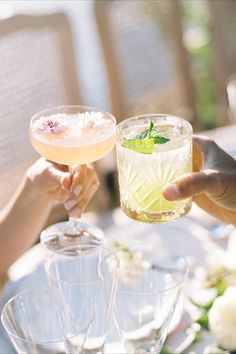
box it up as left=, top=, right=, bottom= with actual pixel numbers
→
left=0, top=0, right=236, bottom=215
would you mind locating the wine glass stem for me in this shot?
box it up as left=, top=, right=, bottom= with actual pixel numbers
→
left=68, top=216, right=81, bottom=234
left=66, top=164, right=82, bottom=236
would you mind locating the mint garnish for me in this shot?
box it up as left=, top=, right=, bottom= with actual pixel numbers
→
left=154, top=135, right=170, bottom=144
left=123, top=120, right=170, bottom=154
left=148, top=120, right=154, bottom=138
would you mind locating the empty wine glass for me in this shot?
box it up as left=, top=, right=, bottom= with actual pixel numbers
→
left=1, top=284, right=95, bottom=354
left=46, top=244, right=119, bottom=354
left=99, top=243, right=188, bottom=354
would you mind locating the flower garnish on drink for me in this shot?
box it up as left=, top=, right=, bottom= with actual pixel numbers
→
left=32, top=114, right=69, bottom=136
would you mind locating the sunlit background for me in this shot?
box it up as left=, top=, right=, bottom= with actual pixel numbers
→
left=1, top=0, right=236, bottom=126
left=0, top=0, right=236, bottom=213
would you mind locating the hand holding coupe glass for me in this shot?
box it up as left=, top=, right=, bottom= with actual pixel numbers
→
left=26, top=157, right=99, bottom=218
left=30, top=106, right=116, bottom=250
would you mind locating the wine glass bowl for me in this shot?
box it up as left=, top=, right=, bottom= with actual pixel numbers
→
left=46, top=244, right=119, bottom=354
left=1, top=285, right=95, bottom=354
left=99, top=243, right=188, bottom=354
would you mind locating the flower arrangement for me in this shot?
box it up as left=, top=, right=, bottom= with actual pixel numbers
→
left=188, top=229, right=236, bottom=354
left=113, top=229, right=236, bottom=354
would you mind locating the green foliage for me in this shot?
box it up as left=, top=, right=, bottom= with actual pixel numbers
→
left=181, top=0, right=217, bottom=129
left=192, top=43, right=217, bottom=129
left=160, top=346, right=174, bottom=354
left=216, top=280, right=226, bottom=296
left=196, top=314, right=209, bottom=330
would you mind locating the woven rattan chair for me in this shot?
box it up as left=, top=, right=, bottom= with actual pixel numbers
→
left=94, top=0, right=201, bottom=207
left=0, top=12, right=81, bottom=224
left=95, top=0, right=198, bottom=127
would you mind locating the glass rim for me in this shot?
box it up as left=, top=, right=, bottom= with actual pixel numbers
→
left=1, top=286, right=95, bottom=345
left=116, top=113, right=192, bottom=145
left=30, top=104, right=116, bottom=127
left=115, top=250, right=189, bottom=296
left=46, top=243, right=115, bottom=258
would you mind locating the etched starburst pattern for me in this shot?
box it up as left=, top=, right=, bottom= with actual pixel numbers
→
left=117, top=142, right=192, bottom=214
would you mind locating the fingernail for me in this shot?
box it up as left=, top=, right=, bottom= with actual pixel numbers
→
left=69, top=206, right=81, bottom=217
left=163, top=184, right=181, bottom=200
left=73, top=184, right=82, bottom=196
left=64, top=198, right=77, bottom=210
left=61, top=176, right=70, bottom=191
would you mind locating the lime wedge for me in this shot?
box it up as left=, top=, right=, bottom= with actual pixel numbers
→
left=123, top=138, right=154, bottom=154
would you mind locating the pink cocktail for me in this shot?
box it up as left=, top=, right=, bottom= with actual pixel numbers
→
left=30, top=110, right=115, bottom=165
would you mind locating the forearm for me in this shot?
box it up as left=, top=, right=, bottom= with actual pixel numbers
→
left=0, top=175, right=54, bottom=274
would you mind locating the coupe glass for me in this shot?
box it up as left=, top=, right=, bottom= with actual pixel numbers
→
left=116, top=114, right=192, bottom=223
left=1, top=285, right=95, bottom=354
left=99, top=243, right=188, bottom=354
left=30, top=105, right=116, bottom=251
left=46, top=244, right=119, bottom=354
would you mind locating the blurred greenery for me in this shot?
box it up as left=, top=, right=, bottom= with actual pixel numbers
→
left=181, top=0, right=217, bottom=129
left=147, top=0, right=218, bottom=130
left=191, top=42, right=217, bottom=129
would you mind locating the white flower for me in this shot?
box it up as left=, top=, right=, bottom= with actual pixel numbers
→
left=77, top=111, right=106, bottom=128
left=192, top=266, right=209, bottom=290
left=204, top=345, right=229, bottom=354
left=112, top=241, right=147, bottom=285
left=208, top=286, right=236, bottom=351
left=207, top=250, right=227, bottom=277
left=225, top=230, right=236, bottom=271
left=192, top=287, right=217, bottom=307
left=203, top=229, right=236, bottom=287
left=116, top=250, right=144, bottom=285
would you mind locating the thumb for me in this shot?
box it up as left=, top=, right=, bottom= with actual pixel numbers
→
left=163, top=170, right=222, bottom=200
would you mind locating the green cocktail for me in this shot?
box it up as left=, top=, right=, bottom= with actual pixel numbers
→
left=116, top=114, right=192, bottom=223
